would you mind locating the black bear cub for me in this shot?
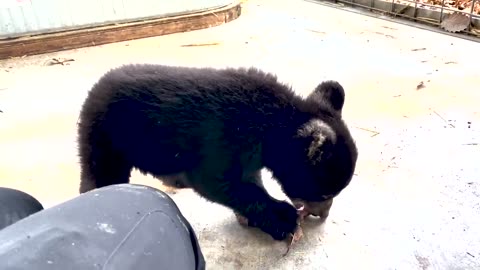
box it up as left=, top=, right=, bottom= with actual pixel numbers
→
left=77, top=64, right=358, bottom=241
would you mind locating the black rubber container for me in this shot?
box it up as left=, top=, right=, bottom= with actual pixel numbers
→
left=0, top=184, right=205, bottom=270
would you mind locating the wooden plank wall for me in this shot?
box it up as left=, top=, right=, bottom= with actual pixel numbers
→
left=0, top=2, right=241, bottom=59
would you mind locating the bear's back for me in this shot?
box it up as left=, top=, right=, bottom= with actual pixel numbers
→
left=85, top=64, right=306, bottom=128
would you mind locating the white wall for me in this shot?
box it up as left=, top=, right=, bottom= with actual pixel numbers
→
left=0, top=0, right=236, bottom=38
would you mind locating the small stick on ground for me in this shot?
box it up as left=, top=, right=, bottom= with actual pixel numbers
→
left=46, top=58, right=75, bottom=66
left=181, top=42, right=220, bottom=47
left=306, top=29, right=326, bottom=35
left=355, top=126, right=380, bottom=137
left=283, top=226, right=304, bottom=257
left=283, top=205, right=309, bottom=256
left=433, top=110, right=455, bottom=128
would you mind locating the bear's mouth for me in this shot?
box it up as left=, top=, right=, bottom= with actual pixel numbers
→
left=291, top=197, right=334, bottom=221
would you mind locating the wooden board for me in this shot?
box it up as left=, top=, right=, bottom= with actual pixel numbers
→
left=0, top=2, right=241, bottom=60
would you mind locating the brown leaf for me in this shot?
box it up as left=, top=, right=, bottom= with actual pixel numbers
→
left=441, top=12, right=470, bottom=33
left=283, top=226, right=304, bottom=256
left=417, top=81, right=426, bottom=90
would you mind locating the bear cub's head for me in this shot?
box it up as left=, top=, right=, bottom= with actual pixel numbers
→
left=286, top=81, right=358, bottom=221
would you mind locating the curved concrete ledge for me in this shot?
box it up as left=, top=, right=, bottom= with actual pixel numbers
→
left=0, top=1, right=241, bottom=60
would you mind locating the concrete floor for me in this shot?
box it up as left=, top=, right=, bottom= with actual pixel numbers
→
left=1, top=0, right=479, bottom=269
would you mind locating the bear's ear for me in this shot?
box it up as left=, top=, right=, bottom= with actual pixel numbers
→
left=296, top=119, right=336, bottom=165
left=306, top=80, right=345, bottom=114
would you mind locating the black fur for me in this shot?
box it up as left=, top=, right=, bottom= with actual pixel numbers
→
left=77, top=64, right=358, bottom=241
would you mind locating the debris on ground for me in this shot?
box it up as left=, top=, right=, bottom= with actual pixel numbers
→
left=180, top=42, right=220, bottom=47
left=440, top=12, right=471, bottom=33
left=45, top=58, right=75, bottom=66
left=284, top=200, right=330, bottom=256
left=433, top=110, right=455, bottom=128
left=355, top=126, right=381, bottom=137
left=306, top=29, right=326, bottom=35
left=283, top=226, right=304, bottom=256
left=417, top=81, right=426, bottom=90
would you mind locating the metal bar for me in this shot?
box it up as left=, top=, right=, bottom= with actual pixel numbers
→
left=468, top=0, right=477, bottom=31
left=439, top=0, right=445, bottom=23
left=306, top=0, right=480, bottom=40
left=413, top=0, right=419, bottom=20
left=325, top=0, right=479, bottom=37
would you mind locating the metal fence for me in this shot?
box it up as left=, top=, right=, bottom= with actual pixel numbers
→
left=314, top=0, right=480, bottom=38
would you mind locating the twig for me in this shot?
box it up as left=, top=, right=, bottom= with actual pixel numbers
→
left=46, top=58, right=75, bottom=66
left=433, top=110, right=455, bottom=128
left=283, top=226, right=303, bottom=257
left=322, top=246, right=329, bottom=258
left=382, top=26, right=397, bottom=30
left=462, top=143, right=478, bottom=146
left=373, top=32, right=396, bottom=39
left=181, top=42, right=220, bottom=47
left=283, top=235, right=295, bottom=257
left=355, top=126, right=380, bottom=137
left=306, top=29, right=326, bottom=35
left=466, top=252, right=475, bottom=258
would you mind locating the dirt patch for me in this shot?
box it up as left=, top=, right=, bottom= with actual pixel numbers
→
left=415, top=253, right=431, bottom=270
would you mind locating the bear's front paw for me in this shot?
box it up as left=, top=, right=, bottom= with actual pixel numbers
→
left=250, top=201, right=299, bottom=241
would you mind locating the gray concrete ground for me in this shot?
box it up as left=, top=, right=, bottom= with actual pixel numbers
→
left=1, top=0, right=479, bottom=269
